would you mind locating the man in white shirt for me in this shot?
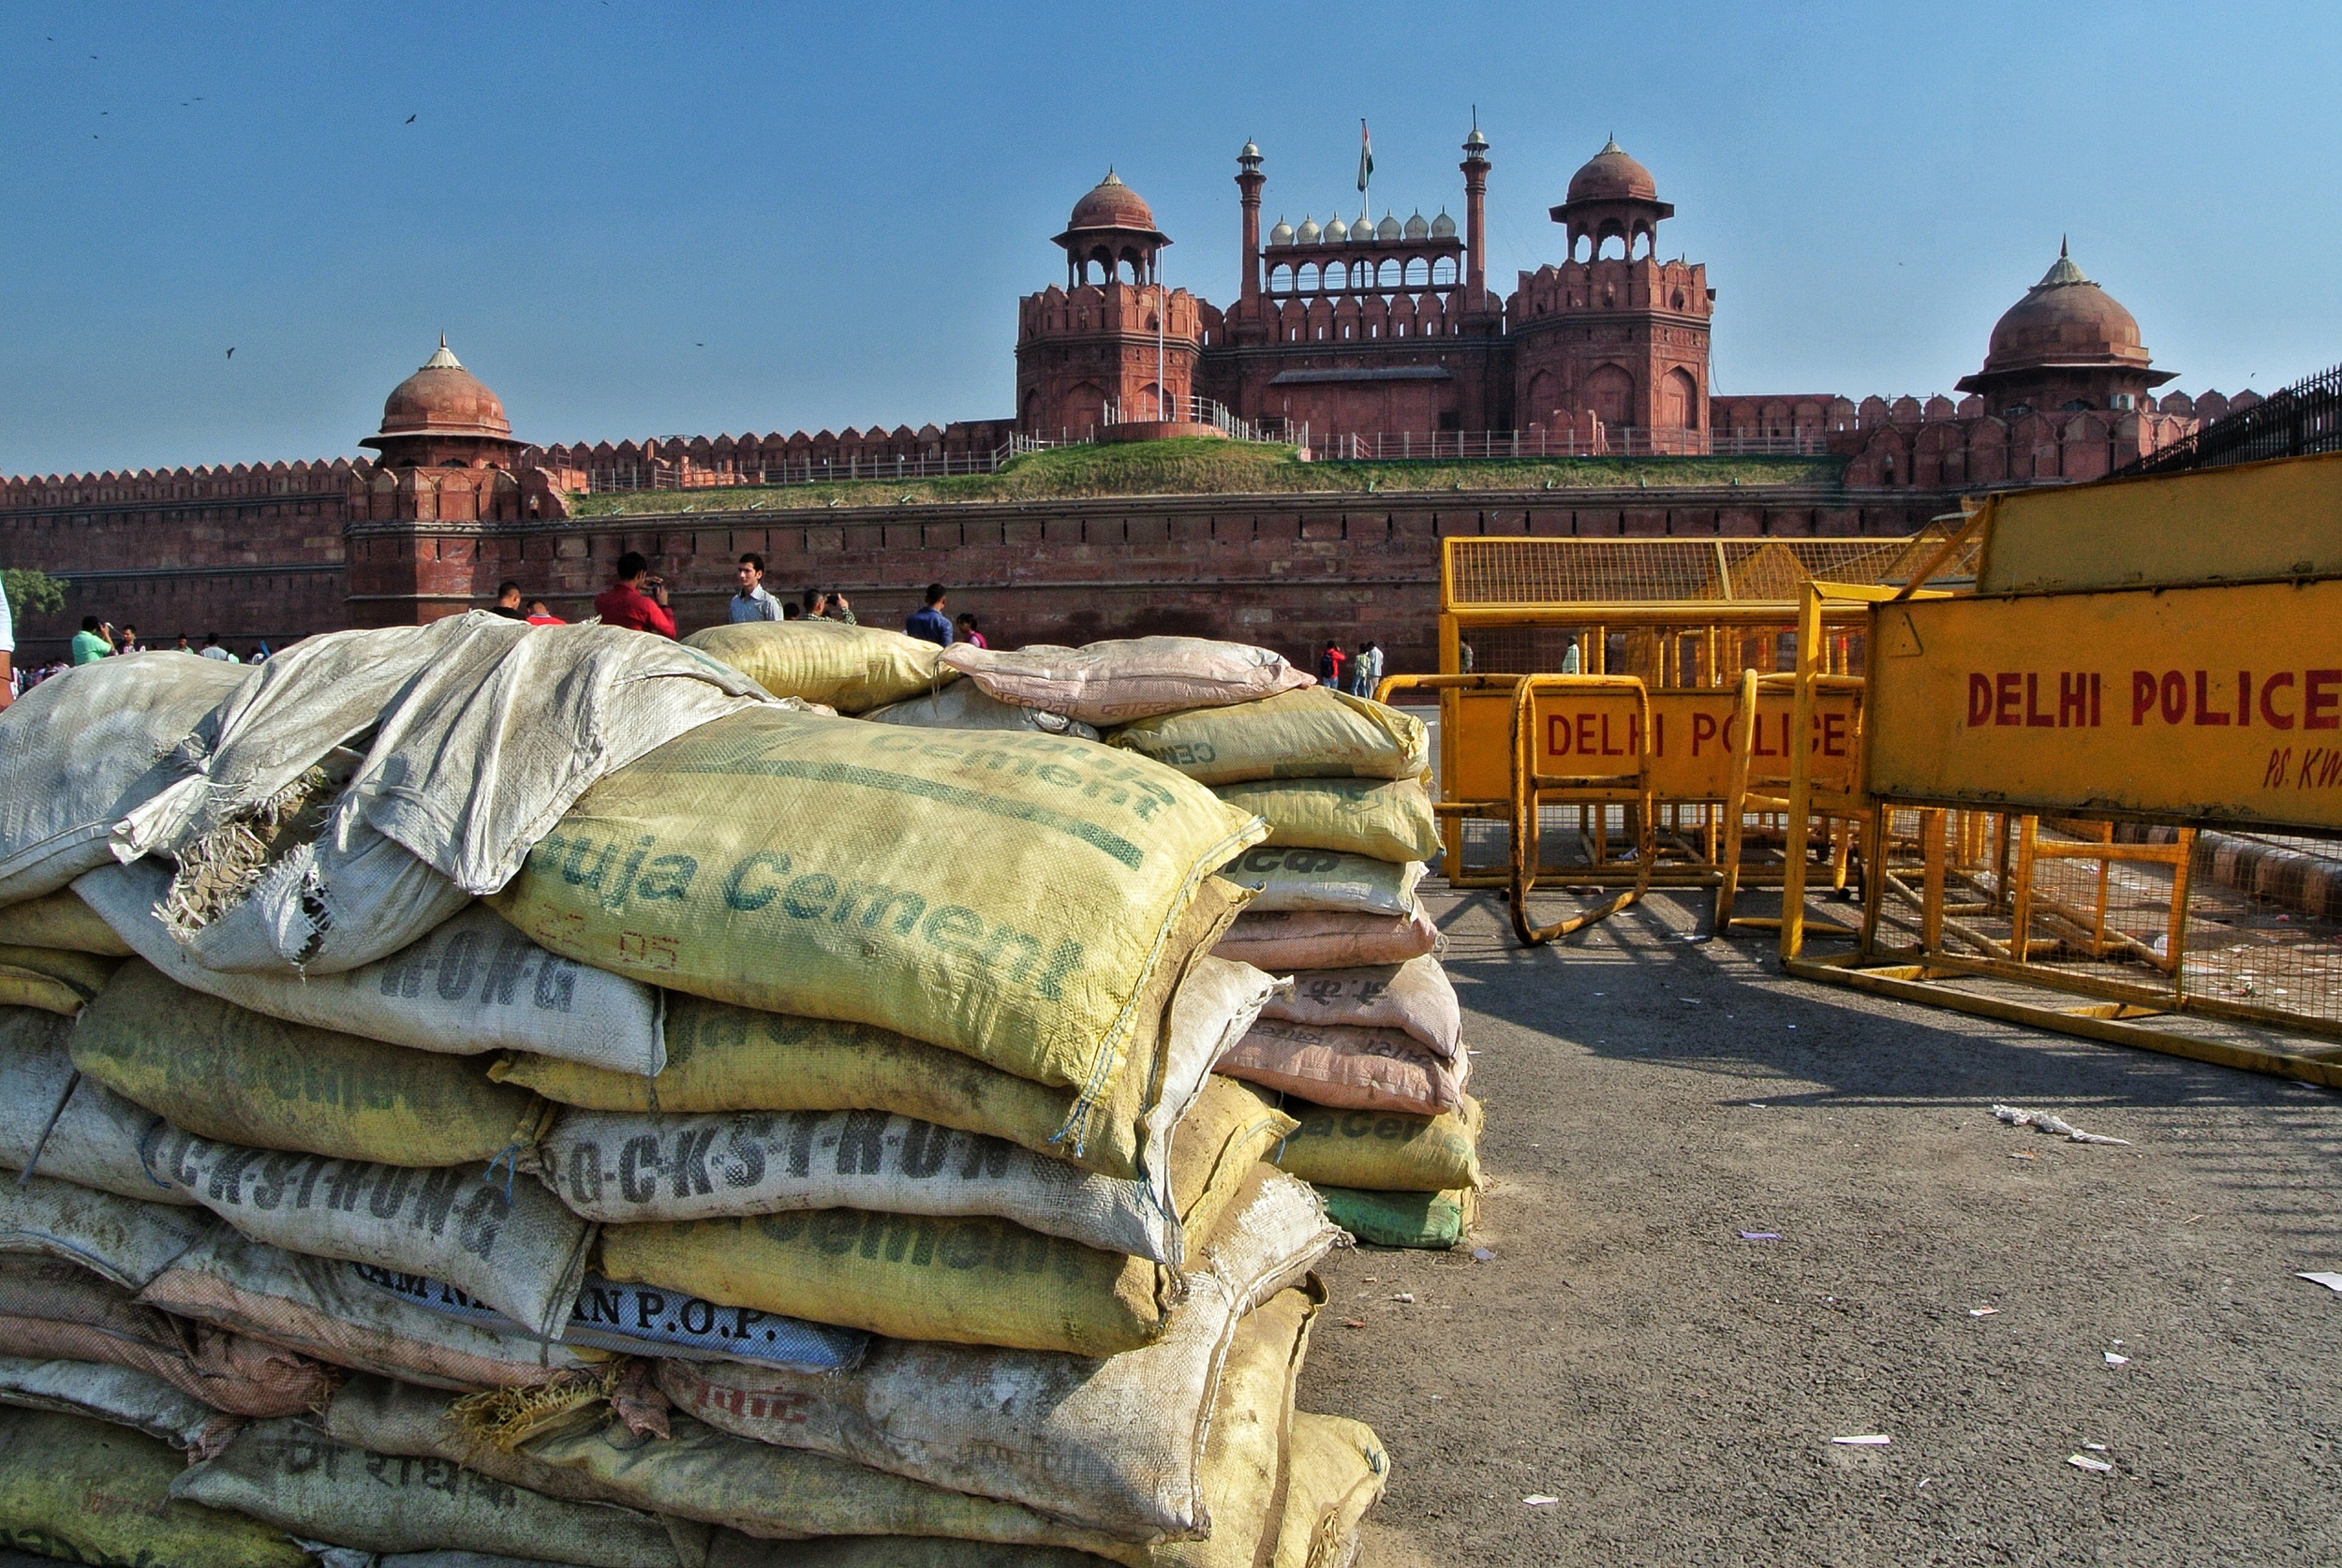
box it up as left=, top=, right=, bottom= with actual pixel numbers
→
left=729, top=554, right=783, bottom=622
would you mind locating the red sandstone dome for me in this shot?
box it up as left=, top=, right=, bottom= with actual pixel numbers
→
left=372, top=338, right=513, bottom=441
left=1566, top=139, right=1659, bottom=204
left=1065, top=169, right=1160, bottom=234
left=1977, top=244, right=2153, bottom=374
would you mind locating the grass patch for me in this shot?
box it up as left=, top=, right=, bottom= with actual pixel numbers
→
left=565, top=438, right=1843, bottom=517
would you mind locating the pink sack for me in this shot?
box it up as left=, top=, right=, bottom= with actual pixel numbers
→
left=1215, top=1019, right=1468, bottom=1115
left=1257, top=954, right=1461, bottom=1060
left=0, top=1256, right=334, bottom=1418
left=1212, top=907, right=1439, bottom=971
left=940, top=637, right=1313, bottom=726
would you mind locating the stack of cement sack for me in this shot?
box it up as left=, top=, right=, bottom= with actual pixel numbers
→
left=1094, top=673, right=1484, bottom=1250
left=0, top=616, right=1391, bottom=1568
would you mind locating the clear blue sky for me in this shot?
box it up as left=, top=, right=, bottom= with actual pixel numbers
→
left=4, top=1, right=2335, bottom=476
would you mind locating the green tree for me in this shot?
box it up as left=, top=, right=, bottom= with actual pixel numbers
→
left=1, top=568, right=67, bottom=622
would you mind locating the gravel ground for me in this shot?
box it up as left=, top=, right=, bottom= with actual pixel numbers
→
left=1297, top=887, right=2342, bottom=1568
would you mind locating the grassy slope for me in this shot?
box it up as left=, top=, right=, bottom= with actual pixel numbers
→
left=566, top=438, right=1844, bottom=517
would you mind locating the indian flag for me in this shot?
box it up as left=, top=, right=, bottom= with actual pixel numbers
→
left=1356, top=121, right=1373, bottom=193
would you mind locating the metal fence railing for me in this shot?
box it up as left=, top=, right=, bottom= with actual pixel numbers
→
left=566, top=414, right=1838, bottom=495
left=1311, top=428, right=1827, bottom=461
left=1102, top=395, right=1267, bottom=442
left=571, top=432, right=1098, bottom=494
left=2121, top=361, right=2342, bottom=475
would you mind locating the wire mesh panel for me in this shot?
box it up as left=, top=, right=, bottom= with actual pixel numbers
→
left=1860, top=812, right=2342, bottom=1040
left=1443, top=536, right=1954, bottom=610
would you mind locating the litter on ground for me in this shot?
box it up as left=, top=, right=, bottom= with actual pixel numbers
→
left=1994, top=1103, right=2132, bottom=1146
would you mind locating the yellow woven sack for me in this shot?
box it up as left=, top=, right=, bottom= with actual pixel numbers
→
left=596, top=1130, right=1275, bottom=1355
left=0, top=943, right=120, bottom=1014
left=73, top=960, right=550, bottom=1167
left=1173, top=1076, right=1297, bottom=1252
left=1271, top=1095, right=1484, bottom=1192
left=1149, top=1281, right=1322, bottom=1567
left=494, top=878, right=1247, bottom=1182
left=1212, top=777, right=1440, bottom=862
left=683, top=619, right=956, bottom=714
left=0, top=889, right=133, bottom=955
left=501, top=1281, right=1318, bottom=1566
left=1112, top=688, right=1430, bottom=785
left=600, top=1209, right=1163, bottom=1355
left=490, top=707, right=1264, bottom=1135
left=1269, top=1413, right=1391, bottom=1568
left=0, top=1408, right=309, bottom=1568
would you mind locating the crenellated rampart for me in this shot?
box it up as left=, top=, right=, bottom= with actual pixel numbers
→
left=1711, top=387, right=2260, bottom=487
left=0, top=457, right=368, bottom=511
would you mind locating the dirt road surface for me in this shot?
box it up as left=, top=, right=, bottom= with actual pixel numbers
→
left=1299, top=887, right=2342, bottom=1567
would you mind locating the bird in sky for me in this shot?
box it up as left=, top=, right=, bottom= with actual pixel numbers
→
left=406, top=114, right=417, bottom=124
left=226, top=348, right=235, bottom=359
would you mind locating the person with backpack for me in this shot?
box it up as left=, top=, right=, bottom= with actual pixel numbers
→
left=1317, top=641, right=1347, bottom=690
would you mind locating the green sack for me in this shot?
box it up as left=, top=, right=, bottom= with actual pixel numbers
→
left=73, top=960, right=550, bottom=1167
left=0, top=1407, right=309, bottom=1568
left=1212, top=778, right=1440, bottom=863
left=1112, top=688, right=1428, bottom=785
left=489, top=707, right=1263, bottom=1139
left=1314, top=1185, right=1474, bottom=1250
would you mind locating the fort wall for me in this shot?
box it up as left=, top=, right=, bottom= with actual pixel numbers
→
left=1712, top=388, right=2250, bottom=487
left=339, top=484, right=1950, bottom=676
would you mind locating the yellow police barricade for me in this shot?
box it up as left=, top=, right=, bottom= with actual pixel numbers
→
left=1712, top=667, right=1870, bottom=935
left=1375, top=673, right=1525, bottom=888
left=1777, top=450, right=2342, bottom=1085
left=1507, top=674, right=1655, bottom=945
left=1423, top=536, right=1969, bottom=901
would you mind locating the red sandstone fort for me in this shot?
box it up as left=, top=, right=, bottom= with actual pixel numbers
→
left=1, top=127, right=2249, bottom=666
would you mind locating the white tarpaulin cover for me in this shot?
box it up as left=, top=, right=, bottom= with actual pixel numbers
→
left=112, top=614, right=772, bottom=973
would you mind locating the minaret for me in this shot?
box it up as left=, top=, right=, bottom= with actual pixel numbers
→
left=1236, top=140, right=1266, bottom=313
left=1460, top=120, right=1491, bottom=305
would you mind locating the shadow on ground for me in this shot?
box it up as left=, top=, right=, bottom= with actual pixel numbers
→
left=1299, top=886, right=2342, bottom=1568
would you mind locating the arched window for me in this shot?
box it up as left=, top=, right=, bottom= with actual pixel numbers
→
left=1585, top=364, right=1636, bottom=427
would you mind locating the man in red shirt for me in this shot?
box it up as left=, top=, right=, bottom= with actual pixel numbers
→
left=1317, top=641, right=1346, bottom=689
left=593, top=552, right=674, bottom=638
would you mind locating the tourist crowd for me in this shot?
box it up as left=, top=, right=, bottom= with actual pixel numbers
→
left=0, top=556, right=1376, bottom=710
